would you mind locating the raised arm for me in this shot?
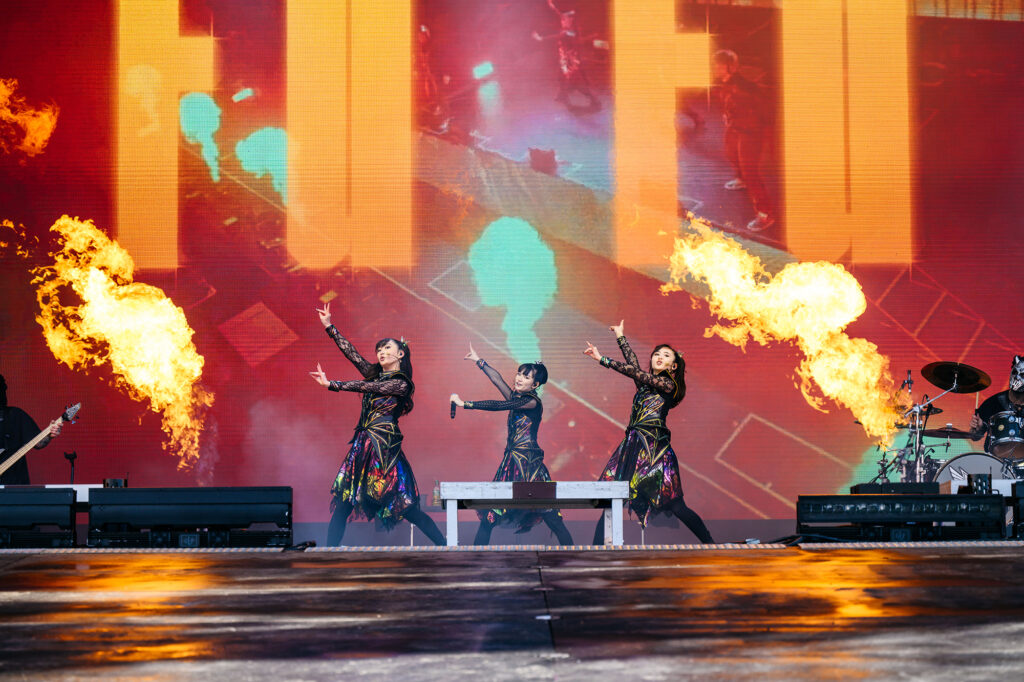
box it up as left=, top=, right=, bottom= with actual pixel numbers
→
left=326, top=326, right=375, bottom=379
left=317, top=301, right=375, bottom=378
left=615, top=334, right=641, bottom=370
left=477, top=359, right=513, bottom=399
left=585, top=336, right=676, bottom=394
left=464, top=393, right=537, bottom=412
left=328, top=377, right=409, bottom=397
left=599, top=355, right=676, bottom=394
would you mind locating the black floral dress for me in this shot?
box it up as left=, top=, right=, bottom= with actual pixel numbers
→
left=325, top=326, right=421, bottom=530
left=598, top=336, right=687, bottom=526
left=464, top=359, right=560, bottom=532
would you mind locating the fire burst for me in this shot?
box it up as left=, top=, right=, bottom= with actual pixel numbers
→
left=1, top=219, right=39, bottom=258
left=661, top=215, right=903, bottom=440
left=33, top=216, right=213, bottom=468
left=0, top=78, right=59, bottom=157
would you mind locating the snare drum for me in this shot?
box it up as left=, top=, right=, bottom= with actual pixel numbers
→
left=989, top=410, right=1024, bottom=458
left=932, top=452, right=1010, bottom=484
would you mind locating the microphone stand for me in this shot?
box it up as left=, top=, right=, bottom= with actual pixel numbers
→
left=902, top=368, right=961, bottom=482
left=64, top=451, right=77, bottom=484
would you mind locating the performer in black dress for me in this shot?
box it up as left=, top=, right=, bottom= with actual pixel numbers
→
left=584, top=321, right=714, bottom=544
left=450, top=345, right=574, bottom=545
left=310, top=303, right=444, bottom=546
left=532, top=0, right=605, bottom=112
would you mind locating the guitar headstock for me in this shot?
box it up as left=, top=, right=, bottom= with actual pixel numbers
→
left=62, top=403, right=81, bottom=424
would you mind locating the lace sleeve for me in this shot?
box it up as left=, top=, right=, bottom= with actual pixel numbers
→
left=599, top=355, right=677, bottom=395
left=464, top=394, right=537, bottom=412
left=617, top=335, right=641, bottom=370
left=328, top=377, right=409, bottom=396
left=477, top=359, right=513, bottom=399
left=326, top=325, right=375, bottom=378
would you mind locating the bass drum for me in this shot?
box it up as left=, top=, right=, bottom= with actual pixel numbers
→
left=932, top=452, right=1010, bottom=484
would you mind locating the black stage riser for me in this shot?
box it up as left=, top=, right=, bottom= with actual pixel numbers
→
left=799, top=525, right=1005, bottom=542
left=88, top=529, right=292, bottom=549
left=88, top=487, right=291, bottom=527
left=0, top=529, right=75, bottom=549
left=88, top=487, right=293, bottom=548
left=1, top=486, right=293, bottom=548
left=0, top=489, right=76, bottom=531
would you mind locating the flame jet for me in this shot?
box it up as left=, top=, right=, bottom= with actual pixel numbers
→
left=661, top=215, right=903, bottom=440
left=1, top=219, right=39, bottom=258
left=32, top=216, right=213, bottom=468
left=0, top=78, right=59, bottom=157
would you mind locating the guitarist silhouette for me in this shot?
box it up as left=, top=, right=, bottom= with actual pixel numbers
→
left=0, top=374, right=63, bottom=485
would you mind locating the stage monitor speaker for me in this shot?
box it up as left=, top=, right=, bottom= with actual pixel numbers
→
left=88, top=486, right=292, bottom=548
left=0, top=488, right=76, bottom=548
left=797, top=494, right=1005, bottom=541
left=850, top=482, right=939, bottom=494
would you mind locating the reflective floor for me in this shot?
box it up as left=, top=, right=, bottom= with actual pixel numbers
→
left=2, top=543, right=1024, bottom=680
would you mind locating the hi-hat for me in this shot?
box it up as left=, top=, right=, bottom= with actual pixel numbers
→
left=921, top=362, right=991, bottom=394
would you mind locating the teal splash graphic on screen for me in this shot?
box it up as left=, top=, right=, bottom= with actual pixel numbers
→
left=235, top=127, right=288, bottom=204
left=468, top=217, right=557, bottom=363
left=179, top=93, right=221, bottom=182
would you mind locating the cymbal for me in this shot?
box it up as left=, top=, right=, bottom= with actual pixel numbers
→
left=921, top=362, right=991, bottom=394
left=920, top=426, right=974, bottom=440
left=920, top=404, right=943, bottom=417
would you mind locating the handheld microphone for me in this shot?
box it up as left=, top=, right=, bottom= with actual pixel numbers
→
left=450, top=401, right=457, bottom=419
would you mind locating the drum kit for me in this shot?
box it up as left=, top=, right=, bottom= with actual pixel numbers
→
left=872, top=361, right=1024, bottom=485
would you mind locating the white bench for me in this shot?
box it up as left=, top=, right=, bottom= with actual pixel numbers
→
left=440, top=480, right=629, bottom=546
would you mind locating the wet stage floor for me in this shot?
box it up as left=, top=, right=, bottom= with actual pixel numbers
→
left=2, top=543, right=1024, bottom=680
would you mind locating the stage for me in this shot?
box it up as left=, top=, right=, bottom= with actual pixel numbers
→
left=3, top=542, right=1024, bottom=680
left=2, top=2, right=1024, bottom=679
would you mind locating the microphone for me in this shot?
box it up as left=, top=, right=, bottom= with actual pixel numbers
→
left=903, top=370, right=913, bottom=392
left=450, top=400, right=457, bottom=419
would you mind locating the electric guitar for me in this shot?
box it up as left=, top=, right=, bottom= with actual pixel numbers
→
left=0, top=403, right=81, bottom=478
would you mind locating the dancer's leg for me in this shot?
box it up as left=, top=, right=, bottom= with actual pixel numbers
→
left=542, top=512, right=574, bottom=545
left=592, top=515, right=605, bottom=545
left=473, top=519, right=495, bottom=546
left=326, top=500, right=354, bottom=546
left=404, top=507, right=446, bottom=546
left=668, top=497, right=715, bottom=544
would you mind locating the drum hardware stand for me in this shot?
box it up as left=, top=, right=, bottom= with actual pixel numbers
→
left=1000, top=457, right=1024, bottom=479
left=897, top=370, right=965, bottom=483
left=871, top=444, right=898, bottom=484
left=903, top=360, right=996, bottom=486
left=873, top=369, right=963, bottom=484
